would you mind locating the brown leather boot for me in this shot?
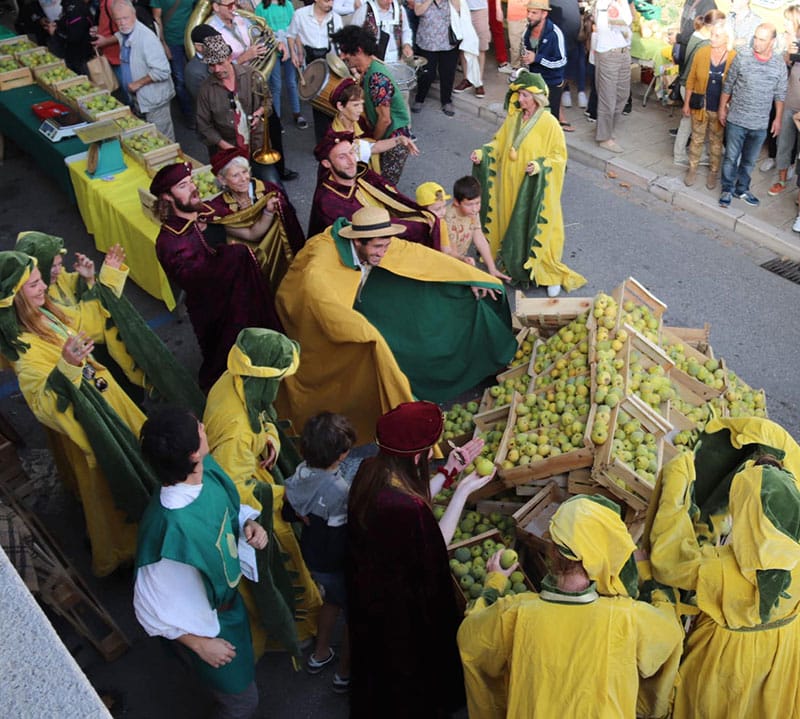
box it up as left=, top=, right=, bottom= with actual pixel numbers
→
left=684, top=167, right=697, bottom=187
left=706, top=170, right=718, bottom=190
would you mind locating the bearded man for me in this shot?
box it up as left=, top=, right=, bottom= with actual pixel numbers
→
left=150, top=162, right=282, bottom=392
left=308, top=130, right=441, bottom=247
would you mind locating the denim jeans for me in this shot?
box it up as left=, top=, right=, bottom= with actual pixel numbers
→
left=168, top=43, right=192, bottom=119
left=721, top=121, right=767, bottom=194
left=268, top=56, right=301, bottom=120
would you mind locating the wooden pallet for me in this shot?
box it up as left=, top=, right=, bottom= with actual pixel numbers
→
left=0, top=437, right=130, bottom=662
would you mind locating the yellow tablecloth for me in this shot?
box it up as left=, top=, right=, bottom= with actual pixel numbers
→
left=67, top=156, right=176, bottom=310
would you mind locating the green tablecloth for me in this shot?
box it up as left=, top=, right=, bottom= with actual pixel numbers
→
left=0, top=84, right=86, bottom=200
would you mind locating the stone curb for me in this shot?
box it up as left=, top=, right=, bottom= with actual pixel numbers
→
left=440, top=86, right=800, bottom=264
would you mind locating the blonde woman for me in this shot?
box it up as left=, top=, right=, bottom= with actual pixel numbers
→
left=683, top=21, right=735, bottom=189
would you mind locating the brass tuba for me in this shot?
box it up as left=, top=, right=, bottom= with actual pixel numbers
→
left=184, top=2, right=279, bottom=81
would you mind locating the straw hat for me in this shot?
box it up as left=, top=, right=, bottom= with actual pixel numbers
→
left=338, top=207, right=405, bottom=240
left=527, top=0, right=550, bottom=10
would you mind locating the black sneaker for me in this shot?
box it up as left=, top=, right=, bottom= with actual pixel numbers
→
left=622, top=98, right=632, bottom=116
left=735, top=191, right=760, bottom=207
left=279, top=169, right=299, bottom=181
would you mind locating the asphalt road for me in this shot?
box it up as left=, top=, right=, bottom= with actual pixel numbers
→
left=1, top=92, right=799, bottom=718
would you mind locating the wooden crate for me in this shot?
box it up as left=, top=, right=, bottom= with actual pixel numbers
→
left=77, top=91, right=130, bottom=122
left=55, top=76, right=99, bottom=108
left=33, top=62, right=76, bottom=94
left=513, top=480, right=565, bottom=555
left=448, top=529, right=535, bottom=612
left=663, top=323, right=712, bottom=355
left=618, top=328, right=675, bottom=418
left=0, top=59, right=32, bottom=90
left=495, top=394, right=593, bottom=486
left=592, top=394, right=675, bottom=513
left=660, top=327, right=726, bottom=401
left=478, top=361, right=532, bottom=414
left=121, top=124, right=181, bottom=176
left=611, top=277, right=667, bottom=342
left=0, top=36, right=38, bottom=57
left=514, top=293, right=593, bottom=336
left=17, top=46, right=61, bottom=69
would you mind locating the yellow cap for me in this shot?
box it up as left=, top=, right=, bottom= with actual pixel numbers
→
left=415, top=181, right=451, bottom=207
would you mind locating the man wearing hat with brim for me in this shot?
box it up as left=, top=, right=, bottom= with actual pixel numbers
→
left=275, top=205, right=517, bottom=444
left=196, top=35, right=288, bottom=187
left=458, top=494, right=683, bottom=718
left=521, top=0, right=569, bottom=128
left=185, top=25, right=221, bottom=100
left=150, top=161, right=283, bottom=392
left=308, top=129, right=441, bottom=248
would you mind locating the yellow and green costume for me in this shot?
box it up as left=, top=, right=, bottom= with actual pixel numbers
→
left=0, top=252, right=150, bottom=576
left=650, top=417, right=800, bottom=719
left=458, top=495, right=682, bottom=719
left=204, top=329, right=322, bottom=660
left=275, top=219, right=516, bottom=442
left=473, top=71, right=586, bottom=291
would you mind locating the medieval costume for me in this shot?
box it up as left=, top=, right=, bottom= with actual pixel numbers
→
left=134, top=453, right=258, bottom=706
left=275, top=210, right=516, bottom=442
left=347, top=401, right=466, bottom=718
left=458, top=495, right=683, bottom=719
left=204, top=329, right=322, bottom=659
left=650, top=417, right=800, bottom=719
left=308, top=137, right=441, bottom=249
left=205, top=149, right=305, bottom=296
left=0, top=251, right=156, bottom=576
left=472, top=71, right=586, bottom=292
left=152, top=163, right=283, bottom=392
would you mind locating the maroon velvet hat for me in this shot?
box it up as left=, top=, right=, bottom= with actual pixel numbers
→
left=313, top=130, right=355, bottom=162
left=330, top=78, right=356, bottom=108
left=376, top=401, right=444, bottom=457
left=150, top=162, right=192, bottom=196
left=211, top=146, right=248, bottom=176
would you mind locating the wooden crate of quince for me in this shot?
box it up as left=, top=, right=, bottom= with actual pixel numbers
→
left=78, top=91, right=130, bottom=123
left=17, top=46, right=61, bottom=69
left=514, top=293, right=593, bottom=335
left=121, top=124, right=181, bottom=175
left=33, top=63, right=77, bottom=94
left=0, top=54, right=33, bottom=90
left=0, top=36, right=37, bottom=58
left=55, top=76, right=99, bottom=108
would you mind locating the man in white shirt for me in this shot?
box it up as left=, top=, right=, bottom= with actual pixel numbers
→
left=134, top=406, right=267, bottom=719
left=287, top=0, right=344, bottom=140
left=350, top=0, right=413, bottom=63
left=592, top=0, right=632, bottom=153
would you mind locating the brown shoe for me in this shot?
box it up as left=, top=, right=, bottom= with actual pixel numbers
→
left=706, top=171, right=718, bottom=190
left=684, top=167, right=697, bottom=187
left=453, top=79, right=472, bottom=93
left=474, top=85, right=486, bottom=98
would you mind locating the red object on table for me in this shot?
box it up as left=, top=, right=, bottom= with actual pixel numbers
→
left=31, top=100, right=77, bottom=123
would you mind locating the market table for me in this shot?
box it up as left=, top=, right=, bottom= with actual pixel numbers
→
left=0, top=83, right=85, bottom=200
left=66, top=156, right=176, bottom=310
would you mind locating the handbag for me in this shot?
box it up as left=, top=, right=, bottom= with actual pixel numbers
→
left=689, top=92, right=705, bottom=110
left=448, top=26, right=460, bottom=47
left=87, top=49, right=119, bottom=92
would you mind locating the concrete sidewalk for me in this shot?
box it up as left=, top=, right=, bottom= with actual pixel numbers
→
left=422, top=57, right=800, bottom=263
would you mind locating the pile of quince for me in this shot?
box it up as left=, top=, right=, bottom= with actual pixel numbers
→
left=449, top=542, right=527, bottom=605
left=532, top=314, right=589, bottom=375
left=39, top=65, right=76, bottom=83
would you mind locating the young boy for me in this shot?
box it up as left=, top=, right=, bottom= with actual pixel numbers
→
left=284, top=412, right=357, bottom=693
left=444, top=176, right=511, bottom=281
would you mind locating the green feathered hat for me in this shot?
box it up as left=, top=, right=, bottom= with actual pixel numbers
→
left=504, top=70, right=549, bottom=111
left=227, top=328, right=300, bottom=433
left=0, top=251, right=37, bottom=362
left=15, top=231, right=66, bottom=286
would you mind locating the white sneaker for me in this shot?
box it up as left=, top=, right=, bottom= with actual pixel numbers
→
left=562, top=91, right=572, bottom=108
left=793, top=214, right=800, bottom=233
left=547, top=285, right=562, bottom=297
left=497, top=62, right=514, bottom=75
left=578, top=91, right=588, bottom=108
left=789, top=165, right=796, bottom=181
left=760, top=158, right=776, bottom=172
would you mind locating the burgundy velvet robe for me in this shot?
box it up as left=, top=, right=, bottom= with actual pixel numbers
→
left=155, top=213, right=283, bottom=392
left=308, top=164, right=442, bottom=250
left=346, top=478, right=465, bottom=719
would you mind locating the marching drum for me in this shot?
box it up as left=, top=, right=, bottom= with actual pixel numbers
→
left=298, top=53, right=352, bottom=117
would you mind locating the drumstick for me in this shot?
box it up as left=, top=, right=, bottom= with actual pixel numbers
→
left=298, top=66, right=306, bottom=87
